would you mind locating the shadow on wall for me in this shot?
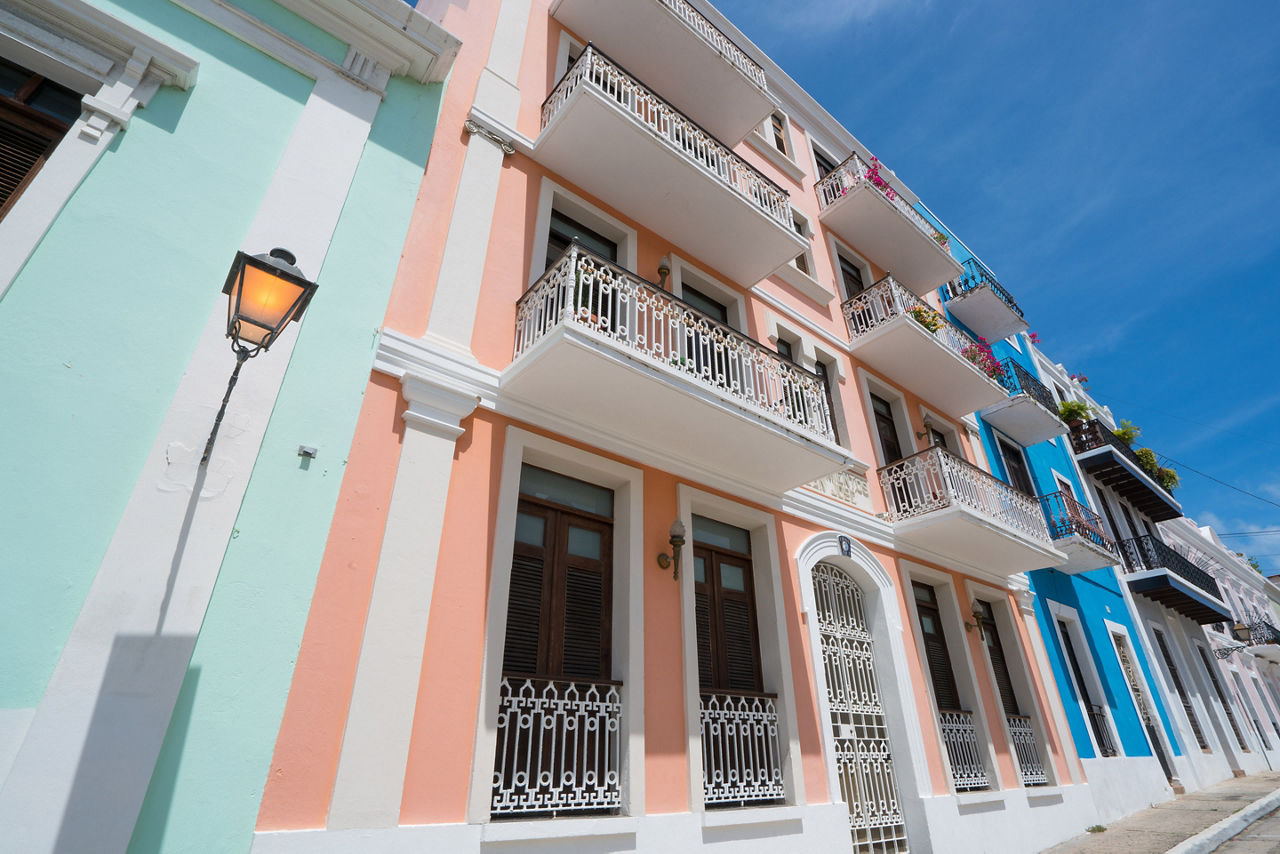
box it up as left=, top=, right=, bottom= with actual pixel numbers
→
left=53, top=637, right=198, bottom=854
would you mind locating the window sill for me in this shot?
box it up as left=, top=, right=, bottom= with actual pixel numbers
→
left=1025, top=786, right=1065, bottom=800
left=770, top=259, right=836, bottom=306
left=954, top=789, right=1007, bottom=807
left=744, top=131, right=807, bottom=184
left=701, top=804, right=805, bottom=828
left=481, top=815, right=639, bottom=842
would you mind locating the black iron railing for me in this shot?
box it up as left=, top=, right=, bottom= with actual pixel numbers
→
left=998, top=358, right=1056, bottom=413
left=1039, top=491, right=1117, bottom=555
left=1118, top=535, right=1224, bottom=601
left=945, top=258, right=1024, bottom=319
left=1251, top=618, right=1280, bottom=646
left=1068, top=420, right=1177, bottom=501
left=1085, top=703, right=1118, bottom=757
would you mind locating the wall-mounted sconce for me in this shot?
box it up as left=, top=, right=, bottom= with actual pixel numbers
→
left=201, top=248, right=318, bottom=467
left=964, top=602, right=991, bottom=643
left=657, top=255, right=671, bottom=289
left=1230, top=622, right=1253, bottom=644
left=656, top=518, right=686, bottom=580
left=914, top=417, right=937, bottom=444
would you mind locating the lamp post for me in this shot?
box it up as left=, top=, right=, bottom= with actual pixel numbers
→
left=200, top=248, right=318, bottom=467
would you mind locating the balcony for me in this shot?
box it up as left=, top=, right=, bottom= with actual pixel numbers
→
left=1069, top=420, right=1182, bottom=522
left=491, top=675, right=623, bottom=817
left=1039, top=491, right=1119, bottom=575
left=879, top=446, right=1065, bottom=576
left=505, top=245, right=853, bottom=492
left=816, top=153, right=962, bottom=293
left=534, top=46, right=804, bottom=286
left=549, top=0, right=774, bottom=144
left=1118, top=535, right=1232, bottom=624
left=939, top=709, right=990, bottom=791
left=1249, top=619, right=1280, bottom=663
left=700, top=690, right=785, bottom=807
left=980, top=358, right=1067, bottom=447
left=1007, top=714, right=1048, bottom=786
left=943, top=259, right=1028, bottom=343
left=843, top=277, right=1009, bottom=419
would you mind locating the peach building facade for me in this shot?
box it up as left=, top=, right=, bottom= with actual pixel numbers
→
left=250, top=2, right=1102, bottom=851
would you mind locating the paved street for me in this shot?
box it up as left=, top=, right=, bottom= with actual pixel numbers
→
left=1045, top=773, right=1280, bottom=853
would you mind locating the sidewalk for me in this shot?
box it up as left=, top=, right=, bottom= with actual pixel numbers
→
left=1045, top=772, right=1280, bottom=853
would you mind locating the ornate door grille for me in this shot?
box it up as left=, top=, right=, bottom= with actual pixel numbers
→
left=1114, top=634, right=1175, bottom=783
left=813, top=563, right=909, bottom=853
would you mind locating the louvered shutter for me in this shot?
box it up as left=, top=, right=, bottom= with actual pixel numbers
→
left=985, top=628, right=1020, bottom=716
left=721, top=597, right=759, bottom=691
left=695, top=589, right=714, bottom=691
left=0, top=112, right=57, bottom=218
left=561, top=566, right=604, bottom=679
left=923, top=628, right=961, bottom=711
left=502, top=552, right=544, bottom=675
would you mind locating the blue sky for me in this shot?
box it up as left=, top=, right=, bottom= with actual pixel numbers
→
left=722, top=0, right=1280, bottom=575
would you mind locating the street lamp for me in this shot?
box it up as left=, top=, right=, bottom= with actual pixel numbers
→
left=200, top=248, right=318, bottom=467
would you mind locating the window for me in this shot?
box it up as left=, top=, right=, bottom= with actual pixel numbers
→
left=871, top=394, right=904, bottom=463
left=768, top=112, right=788, bottom=155
left=501, top=465, right=615, bottom=681
left=775, top=337, right=794, bottom=362
left=1054, top=475, right=1075, bottom=499
left=814, top=360, right=839, bottom=444
left=929, top=427, right=949, bottom=450
left=1197, top=645, right=1249, bottom=751
left=1153, top=628, right=1209, bottom=750
left=977, top=601, right=1019, bottom=716
left=1057, top=619, right=1117, bottom=756
left=997, top=437, right=1035, bottom=496
left=681, top=284, right=729, bottom=325
left=813, top=147, right=837, bottom=180
left=790, top=212, right=811, bottom=275
left=693, top=516, right=762, bottom=692
left=837, top=253, right=866, bottom=300
left=546, top=209, right=618, bottom=271
left=913, top=583, right=962, bottom=712
left=0, top=57, right=81, bottom=221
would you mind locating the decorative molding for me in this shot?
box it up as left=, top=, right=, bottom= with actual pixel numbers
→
left=463, top=118, right=515, bottom=156
left=467, top=105, right=534, bottom=155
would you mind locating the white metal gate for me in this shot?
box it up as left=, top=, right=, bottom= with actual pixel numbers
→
left=813, top=563, right=909, bottom=853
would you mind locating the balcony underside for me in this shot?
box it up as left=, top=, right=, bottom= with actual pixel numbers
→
left=850, top=316, right=1008, bottom=419
left=1250, top=644, right=1280, bottom=664
left=1051, top=534, right=1118, bottom=575
left=945, top=283, right=1028, bottom=343
left=1127, top=570, right=1232, bottom=624
left=981, top=394, right=1067, bottom=447
left=549, top=0, right=774, bottom=144
left=503, top=326, right=855, bottom=492
left=1076, top=447, right=1182, bottom=522
left=534, top=87, right=805, bottom=286
left=819, top=185, right=962, bottom=294
left=895, top=506, right=1066, bottom=577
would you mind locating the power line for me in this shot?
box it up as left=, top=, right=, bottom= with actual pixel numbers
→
left=1157, top=455, right=1280, bottom=511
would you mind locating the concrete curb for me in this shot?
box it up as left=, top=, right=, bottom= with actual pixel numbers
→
left=1165, top=786, right=1280, bottom=854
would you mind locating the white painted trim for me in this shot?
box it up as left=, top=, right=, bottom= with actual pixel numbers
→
left=858, top=368, right=918, bottom=467
left=528, top=175, right=640, bottom=286
left=1105, top=619, right=1179, bottom=788
left=669, top=254, right=746, bottom=332
left=1046, top=601, right=1122, bottom=758
left=744, top=126, right=805, bottom=183
left=466, top=428, right=646, bottom=823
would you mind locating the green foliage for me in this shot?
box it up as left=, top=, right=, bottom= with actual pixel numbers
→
left=1135, top=447, right=1178, bottom=492
left=1086, top=825, right=1107, bottom=834
left=1058, top=400, right=1092, bottom=423
left=1113, top=419, right=1142, bottom=447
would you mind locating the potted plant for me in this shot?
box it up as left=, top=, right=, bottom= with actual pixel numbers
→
left=1058, top=400, right=1091, bottom=428
left=1113, top=419, right=1141, bottom=447
left=906, top=304, right=943, bottom=333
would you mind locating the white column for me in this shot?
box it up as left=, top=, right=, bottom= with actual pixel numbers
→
left=0, top=66, right=383, bottom=854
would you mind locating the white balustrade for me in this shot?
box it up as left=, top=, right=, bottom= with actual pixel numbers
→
left=491, top=676, right=623, bottom=817
left=815, top=151, right=949, bottom=249
left=1006, top=714, right=1048, bottom=786
left=700, top=691, right=786, bottom=806
left=657, top=0, right=767, bottom=89
left=542, top=46, right=792, bottom=229
left=842, top=276, right=996, bottom=374
left=878, top=445, right=1054, bottom=546
left=938, top=709, right=990, bottom=791
left=805, top=467, right=872, bottom=510
left=515, top=245, right=836, bottom=441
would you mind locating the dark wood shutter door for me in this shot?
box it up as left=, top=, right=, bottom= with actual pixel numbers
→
left=502, top=552, right=544, bottom=675
left=0, top=113, right=57, bottom=218
left=721, top=598, right=759, bottom=691
left=923, top=629, right=961, bottom=711
left=561, top=566, right=604, bottom=679
left=695, top=589, right=714, bottom=691
left=985, top=630, right=1020, bottom=716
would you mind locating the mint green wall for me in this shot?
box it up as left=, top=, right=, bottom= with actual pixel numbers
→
left=0, top=37, right=310, bottom=708
left=128, top=76, right=444, bottom=853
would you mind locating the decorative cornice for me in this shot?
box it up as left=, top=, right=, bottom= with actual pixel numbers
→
left=466, top=105, right=534, bottom=155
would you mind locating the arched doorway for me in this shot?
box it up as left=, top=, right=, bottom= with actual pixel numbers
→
left=812, top=562, right=909, bottom=853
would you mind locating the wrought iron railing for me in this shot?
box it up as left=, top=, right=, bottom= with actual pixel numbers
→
left=842, top=276, right=1004, bottom=384
left=878, top=445, right=1054, bottom=545
left=1039, top=491, right=1118, bottom=555
left=542, top=45, right=791, bottom=229
left=1085, top=703, right=1118, bottom=757
left=804, top=467, right=872, bottom=510
left=1068, top=420, right=1177, bottom=502
left=515, top=244, right=836, bottom=440
left=1006, top=714, right=1048, bottom=786
left=1118, top=535, right=1225, bottom=601
left=1252, top=618, right=1280, bottom=647
left=700, top=690, right=786, bottom=806
left=815, top=151, right=951, bottom=250
left=491, top=675, right=623, bottom=817
left=945, top=258, right=1024, bottom=320
left=657, top=0, right=767, bottom=89
left=938, top=709, right=989, bottom=791
left=998, top=358, right=1055, bottom=413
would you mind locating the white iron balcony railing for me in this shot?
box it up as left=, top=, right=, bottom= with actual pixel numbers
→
left=938, top=709, right=989, bottom=791
left=1006, top=714, right=1048, bottom=786
left=658, top=0, right=766, bottom=89
left=701, top=690, right=786, bottom=807
left=542, top=45, right=791, bottom=230
left=491, top=675, right=623, bottom=817
left=816, top=152, right=949, bottom=250
left=844, top=277, right=988, bottom=367
left=515, top=244, right=836, bottom=441
left=878, top=446, right=1054, bottom=547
